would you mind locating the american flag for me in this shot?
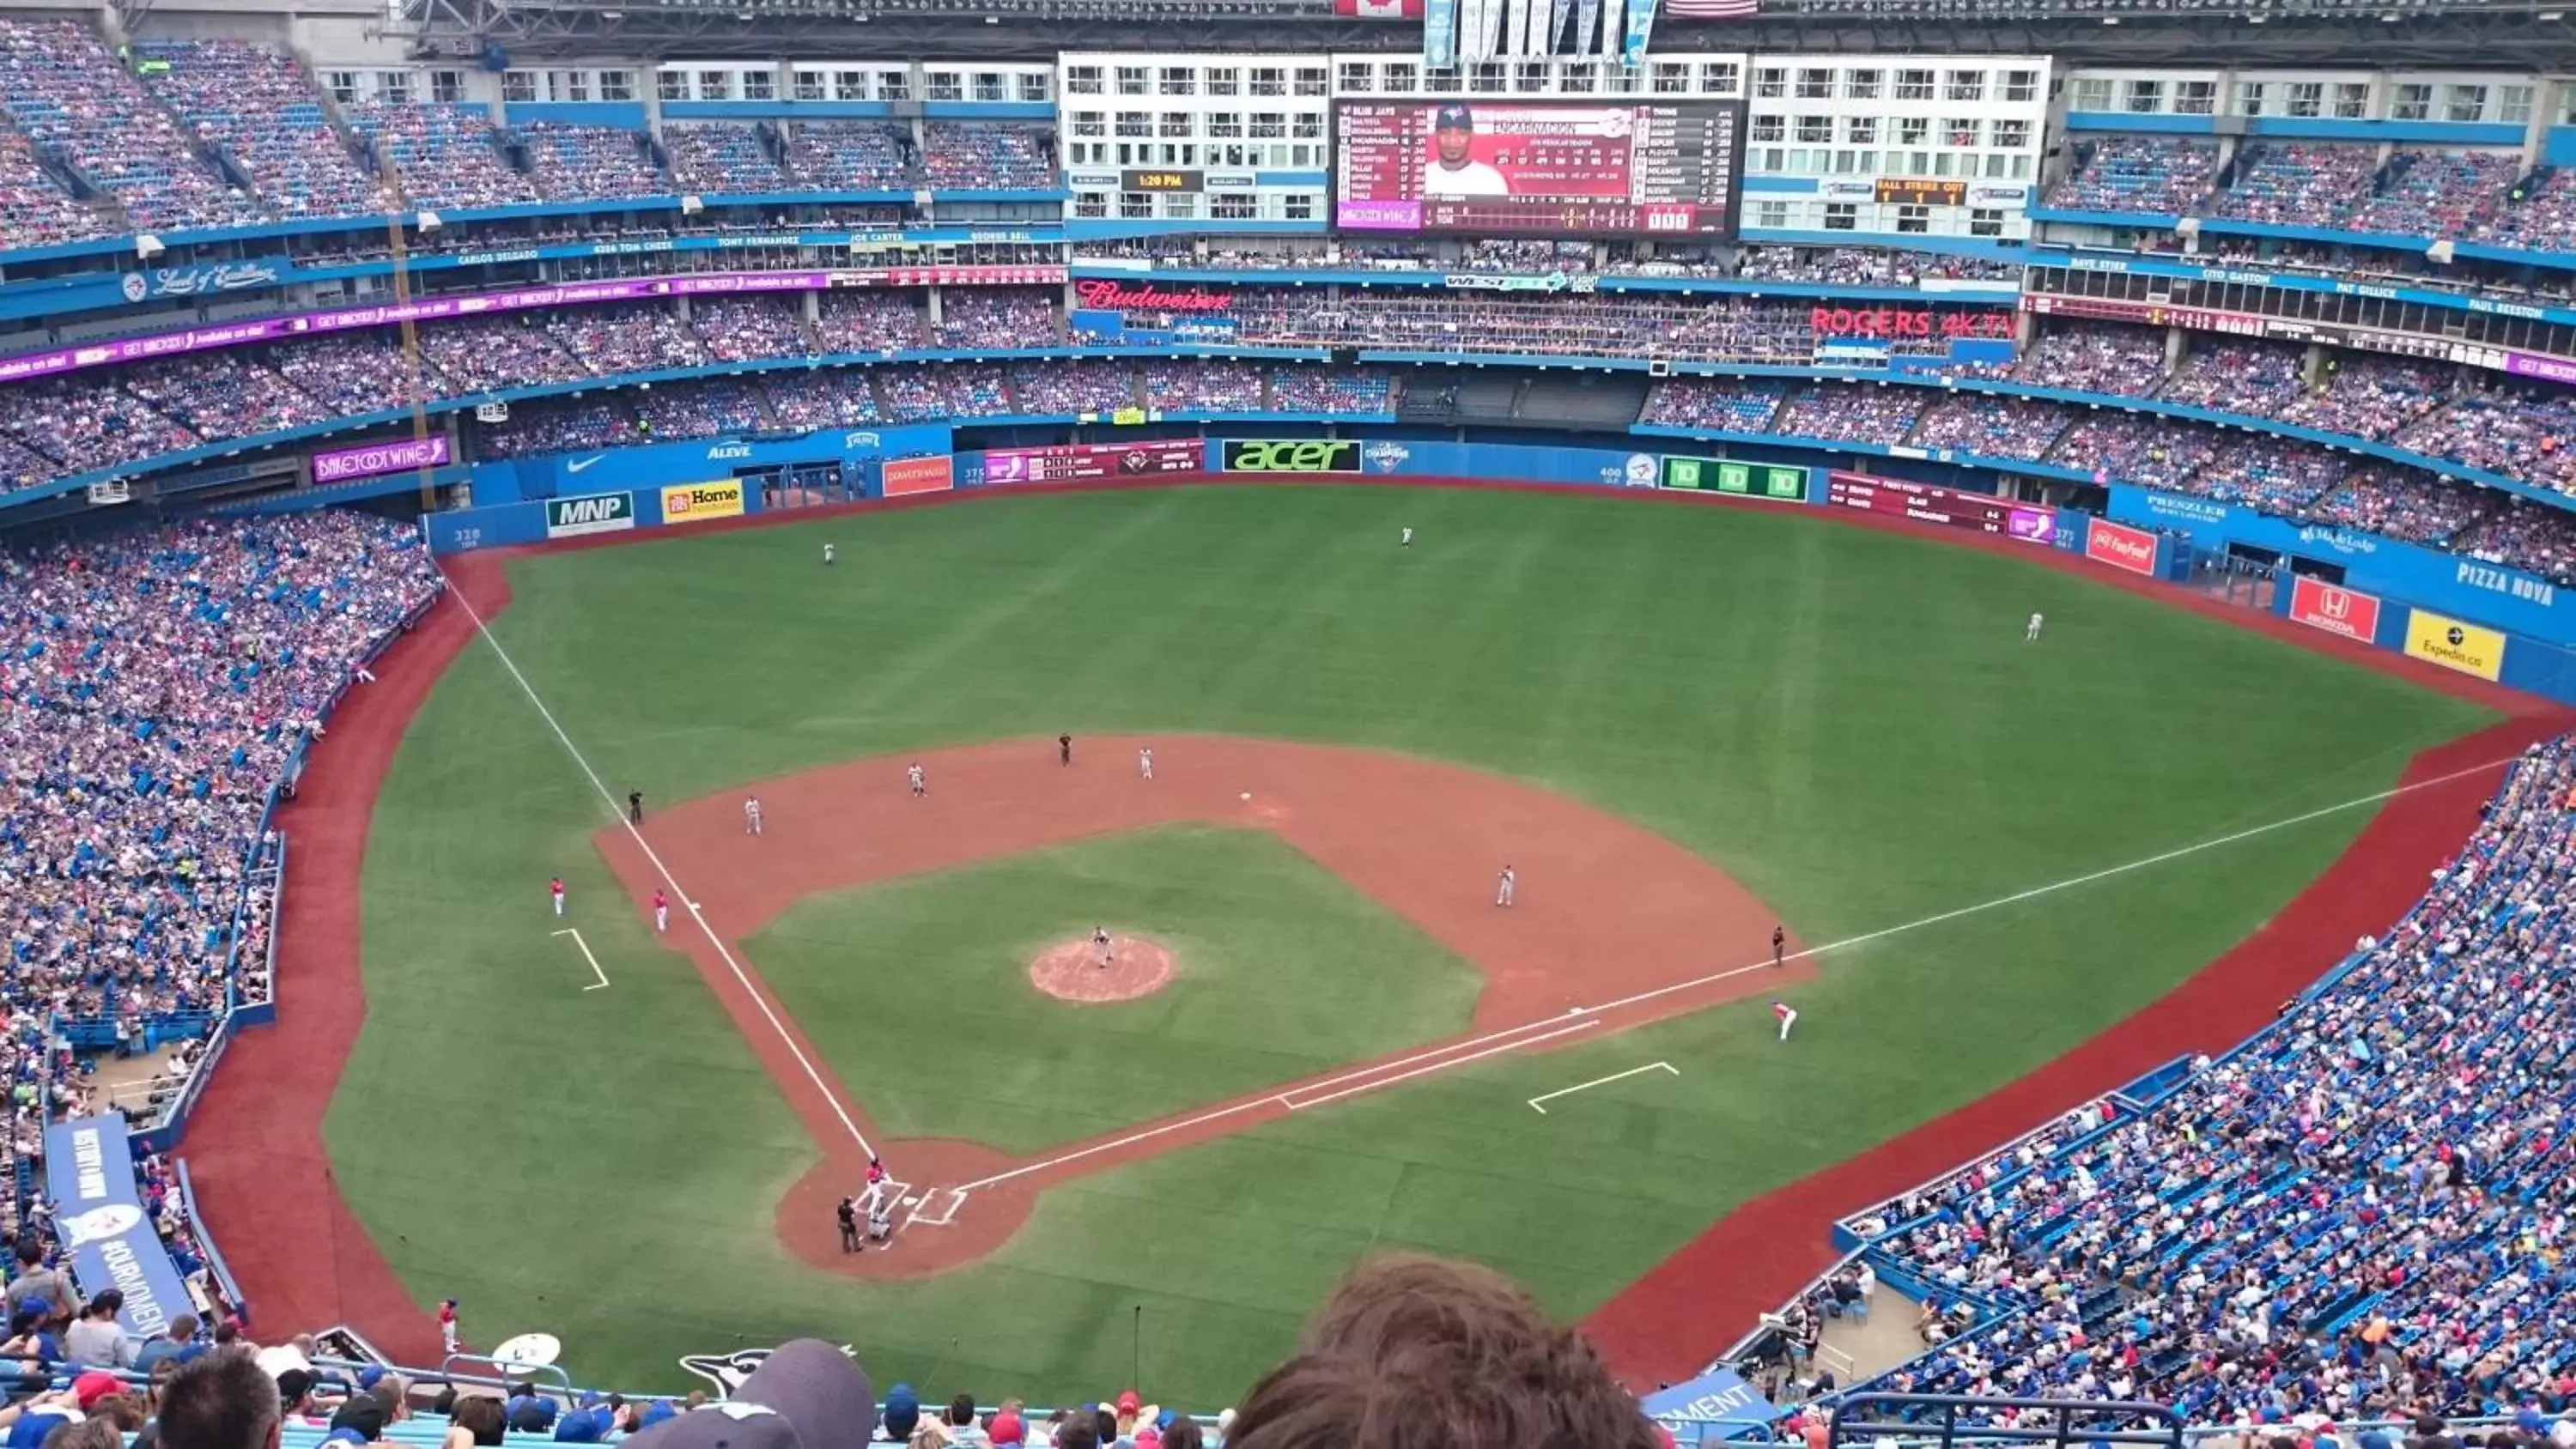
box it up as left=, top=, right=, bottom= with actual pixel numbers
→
left=1660, top=0, right=1758, bottom=15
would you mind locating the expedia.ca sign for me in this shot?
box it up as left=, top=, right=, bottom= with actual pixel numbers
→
left=1220, top=440, right=1362, bottom=475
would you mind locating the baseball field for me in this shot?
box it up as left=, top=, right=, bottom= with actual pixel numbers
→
left=189, top=480, right=2538, bottom=1405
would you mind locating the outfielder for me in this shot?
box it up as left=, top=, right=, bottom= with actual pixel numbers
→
left=2026, top=611, right=2044, bottom=642
left=1496, top=865, right=1516, bottom=907
left=907, top=762, right=927, bottom=797
left=744, top=795, right=764, bottom=836
left=1138, top=748, right=1154, bottom=780
left=1401, top=527, right=1414, bottom=549
left=823, top=543, right=836, bottom=566
left=1773, top=1000, right=1798, bottom=1041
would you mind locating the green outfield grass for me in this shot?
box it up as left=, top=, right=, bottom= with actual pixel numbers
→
left=747, top=825, right=1483, bottom=1154
left=331, top=482, right=2492, bottom=1404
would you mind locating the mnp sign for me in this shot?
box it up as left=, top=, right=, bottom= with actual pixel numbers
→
left=2406, top=608, right=2507, bottom=681
left=546, top=490, right=635, bottom=539
left=1220, top=439, right=1361, bottom=475
left=43, top=1113, right=193, bottom=1339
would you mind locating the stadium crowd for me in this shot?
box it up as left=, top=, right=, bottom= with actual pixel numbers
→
left=1828, top=735, right=2576, bottom=1424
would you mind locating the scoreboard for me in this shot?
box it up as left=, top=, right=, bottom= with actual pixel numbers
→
left=1334, top=101, right=1743, bottom=238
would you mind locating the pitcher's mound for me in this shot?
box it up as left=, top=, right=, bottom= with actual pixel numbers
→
left=1030, top=935, right=1175, bottom=1003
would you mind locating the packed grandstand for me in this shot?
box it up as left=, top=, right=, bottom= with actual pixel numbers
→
left=12, top=2, right=2576, bottom=1444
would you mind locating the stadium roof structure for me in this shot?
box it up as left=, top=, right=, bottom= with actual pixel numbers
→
left=392, top=0, right=2576, bottom=68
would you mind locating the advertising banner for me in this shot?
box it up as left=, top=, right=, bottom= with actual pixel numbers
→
left=981, top=440, right=1202, bottom=483
left=312, top=434, right=451, bottom=484
left=2084, top=517, right=2159, bottom=575
left=1661, top=456, right=1805, bottom=500
left=2106, top=484, right=2571, bottom=647
left=661, top=480, right=746, bottom=523
left=2287, top=574, right=2383, bottom=642
left=1220, top=439, right=1364, bottom=475
left=1642, top=1365, right=1777, bottom=1446
left=2406, top=608, right=2507, bottom=681
left=42, top=1113, right=192, bottom=1340
left=545, top=490, right=636, bottom=538
left=882, top=455, right=957, bottom=497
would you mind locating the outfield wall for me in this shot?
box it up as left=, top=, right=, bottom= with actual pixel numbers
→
left=414, top=432, right=2576, bottom=706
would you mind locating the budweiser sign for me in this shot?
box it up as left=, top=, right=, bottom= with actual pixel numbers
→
left=1072, top=279, right=1235, bottom=313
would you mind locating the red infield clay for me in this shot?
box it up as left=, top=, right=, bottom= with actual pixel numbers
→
left=592, top=735, right=1801, bottom=1278
left=172, top=475, right=2572, bottom=1368
left=1030, top=937, right=1176, bottom=1003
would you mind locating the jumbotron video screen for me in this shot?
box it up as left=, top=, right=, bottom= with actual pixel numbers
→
left=1334, top=100, right=1745, bottom=238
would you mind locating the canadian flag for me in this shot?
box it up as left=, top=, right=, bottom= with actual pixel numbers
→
left=1337, top=0, right=1424, bottom=16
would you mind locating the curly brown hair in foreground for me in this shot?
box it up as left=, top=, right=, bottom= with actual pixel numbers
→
left=1226, top=1255, right=1662, bottom=1449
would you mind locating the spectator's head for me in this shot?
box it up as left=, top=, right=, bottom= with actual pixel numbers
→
left=160, top=1349, right=287, bottom=1449
left=168, top=1315, right=201, bottom=1344
left=45, top=1418, right=126, bottom=1449
left=1163, top=1421, right=1203, bottom=1449
left=81, top=1290, right=120, bottom=1324
left=624, top=1339, right=875, bottom=1449
left=1057, top=1421, right=1102, bottom=1449
left=452, top=1396, right=505, bottom=1448
left=14, top=1238, right=39, bottom=1269
left=277, top=1371, right=316, bottom=1416
left=947, top=1397, right=976, bottom=1429
left=1227, top=1254, right=1658, bottom=1449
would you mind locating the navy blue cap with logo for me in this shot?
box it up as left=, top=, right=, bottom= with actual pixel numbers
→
left=624, top=1341, right=876, bottom=1449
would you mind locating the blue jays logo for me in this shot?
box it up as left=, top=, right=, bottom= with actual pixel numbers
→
left=679, top=1344, right=856, bottom=1400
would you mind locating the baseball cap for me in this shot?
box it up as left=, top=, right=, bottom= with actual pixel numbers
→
left=72, top=1372, right=122, bottom=1410
left=623, top=1340, right=875, bottom=1449
left=1434, top=102, right=1472, bottom=130
left=357, top=1367, right=386, bottom=1390
left=987, top=1412, right=1024, bottom=1446
left=1117, top=1392, right=1141, bottom=1417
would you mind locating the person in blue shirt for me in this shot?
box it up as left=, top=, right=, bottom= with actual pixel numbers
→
left=504, top=1385, right=559, bottom=1434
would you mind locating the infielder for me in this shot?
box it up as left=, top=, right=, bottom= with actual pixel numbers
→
left=1772, top=1000, right=1798, bottom=1041
left=2026, top=611, right=2044, bottom=642
left=907, top=762, right=927, bottom=797
left=653, top=888, right=669, bottom=933
left=439, top=1299, right=459, bottom=1355
left=1138, top=748, right=1154, bottom=780
left=744, top=795, right=764, bottom=836
left=550, top=876, right=565, bottom=917
left=1496, top=865, right=1516, bottom=907
left=1093, top=924, right=1115, bottom=968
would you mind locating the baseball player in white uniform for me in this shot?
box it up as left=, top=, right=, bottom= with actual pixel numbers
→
left=2026, top=611, right=2044, bottom=641
left=1093, top=924, right=1115, bottom=968
left=1138, top=748, right=1154, bottom=780
left=906, top=763, right=927, bottom=797
left=744, top=795, right=763, bottom=835
left=1495, top=865, right=1516, bottom=907
left=1401, top=527, right=1414, bottom=549
left=823, top=543, right=836, bottom=566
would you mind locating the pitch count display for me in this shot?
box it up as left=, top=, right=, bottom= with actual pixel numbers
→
left=1334, top=100, right=1743, bottom=238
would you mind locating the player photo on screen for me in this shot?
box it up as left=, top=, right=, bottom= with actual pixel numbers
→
left=1424, top=103, right=1511, bottom=198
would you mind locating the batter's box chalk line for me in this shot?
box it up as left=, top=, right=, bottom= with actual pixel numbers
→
left=903, top=1186, right=970, bottom=1229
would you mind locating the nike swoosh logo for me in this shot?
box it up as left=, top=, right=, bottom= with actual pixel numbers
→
left=567, top=456, right=606, bottom=474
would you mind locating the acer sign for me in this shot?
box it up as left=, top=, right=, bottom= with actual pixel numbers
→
left=2287, top=574, right=2385, bottom=642
left=1219, top=439, right=1362, bottom=474
left=1072, top=279, right=1235, bottom=313
left=2084, top=517, right=2160, bottom=576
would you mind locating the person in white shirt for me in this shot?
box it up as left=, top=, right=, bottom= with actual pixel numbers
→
left=1424, top=104, right=1510, bottom=198
left=2026, top=611, right=2044, bottom=641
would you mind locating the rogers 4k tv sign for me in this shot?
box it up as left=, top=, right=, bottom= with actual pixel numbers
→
left=1220, top=439, right=1363, bottom=475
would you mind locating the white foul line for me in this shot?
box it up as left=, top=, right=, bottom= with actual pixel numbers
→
left=443, top=572, right=879, bottom=1161
left=948, top=749, right=2524, bottom=1195
left=1528, top=1059, right=1679, bottom=1115
left=552, top=928, right=611, bottom=991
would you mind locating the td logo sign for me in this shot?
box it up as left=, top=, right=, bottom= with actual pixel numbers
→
left=1220, top=440, right=1363, bottom=475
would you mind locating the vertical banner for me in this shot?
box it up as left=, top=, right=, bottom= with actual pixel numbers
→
left=1510, top=0, right=1534, bottom=57
left=1573, top=0, right=1601, bottom=53
left=1425, top=0, right=1460, bottom=66
left=43, top=1113, right=193, bottom=1340
left=1477, top=0, right=1507, bottom=61
left=1546, top=0, right=1572, bottom=52
left=1600, top=0, right=1625, bottom=61
left=1621, top=0, right=1656, bottom=65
